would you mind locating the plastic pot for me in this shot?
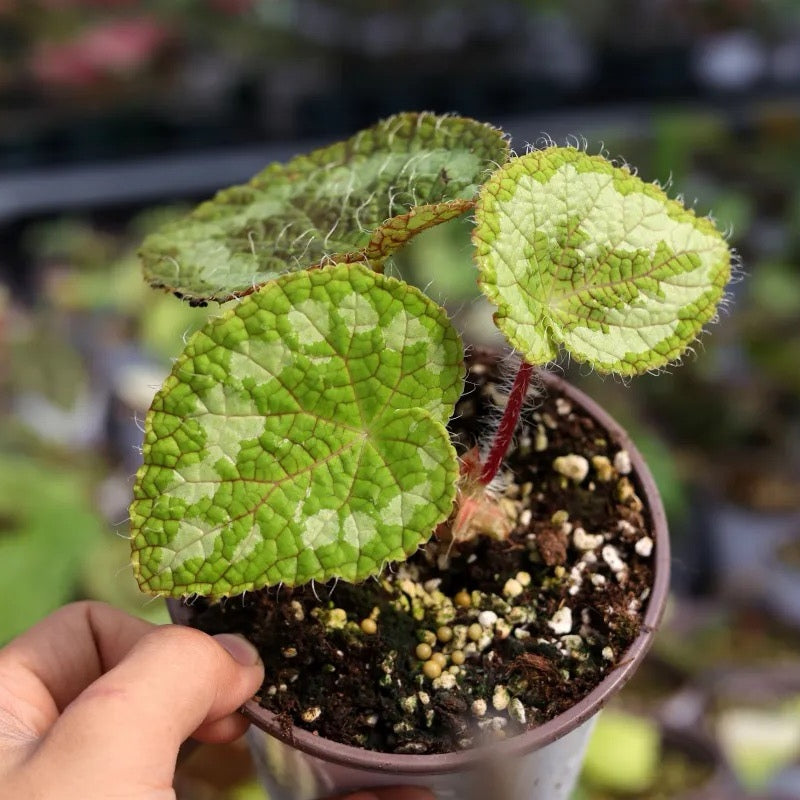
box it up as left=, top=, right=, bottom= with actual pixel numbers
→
left=168, top=368, right=671, bottom=800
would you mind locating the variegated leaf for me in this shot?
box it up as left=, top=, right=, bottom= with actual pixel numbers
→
left=130, top=262, right=464, bottom=597
left=473, top=147, right=731, bottom=374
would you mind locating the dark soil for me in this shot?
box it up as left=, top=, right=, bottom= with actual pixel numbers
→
left=189, top=351, right=655, bottom=754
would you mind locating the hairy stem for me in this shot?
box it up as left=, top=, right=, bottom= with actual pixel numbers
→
left=479, top=361, right=534, bottom=485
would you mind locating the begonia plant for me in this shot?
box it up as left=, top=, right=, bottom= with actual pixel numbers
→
left=129, top=112, right=731, bottom=598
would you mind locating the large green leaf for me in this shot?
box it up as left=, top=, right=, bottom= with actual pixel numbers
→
left=131, top=262, right=464, bottom=597
left=141, top=113, right=509, bottom=303
left=473, top=147, right=731, bottom=375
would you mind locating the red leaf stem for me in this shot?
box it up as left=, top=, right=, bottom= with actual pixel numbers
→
left=479, top=361, right=533, bottom=485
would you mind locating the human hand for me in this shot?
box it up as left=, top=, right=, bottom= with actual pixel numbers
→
left=0, top=601, right=433, bottom=800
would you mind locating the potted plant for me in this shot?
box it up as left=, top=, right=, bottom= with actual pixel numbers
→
left=127, top=112, right=731, bottom=800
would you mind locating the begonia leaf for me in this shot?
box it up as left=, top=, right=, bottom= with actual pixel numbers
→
left=131, top=262, right=463, bottom=597
left=141, top=113, right=508, bottom=303
left=473, top=148, right=731, bottom=374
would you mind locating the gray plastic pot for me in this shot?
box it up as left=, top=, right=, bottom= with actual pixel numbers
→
left=168, top=369, right=671, bottom=800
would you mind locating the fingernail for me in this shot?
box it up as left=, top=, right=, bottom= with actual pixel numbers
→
left=214, top=633, right=262, bottom=666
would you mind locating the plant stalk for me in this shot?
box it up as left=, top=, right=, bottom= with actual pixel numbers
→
left=479, top=361, right=534, bottom=485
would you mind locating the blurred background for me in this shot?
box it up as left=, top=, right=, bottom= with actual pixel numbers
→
left=1, top=1, right=800, bottom=798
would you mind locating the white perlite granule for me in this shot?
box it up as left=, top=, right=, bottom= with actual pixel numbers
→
left=547, top=606, right=573, bottom=634
left=509, top=697, right=527, bottom=724
left=613, top=450, right=632, bottom=475
left=492, top=685, right=510, bottom=711
left=635, top=536, right=654, bottom=557
left=573, top=527, right=604, bottom=550
left=471, top=699, right=488, bottom=717
left=602, top=544, right=626, bottom=573
left=553, top=454, right=590, bottom=483
left=478, top=610, right=498, bottom=627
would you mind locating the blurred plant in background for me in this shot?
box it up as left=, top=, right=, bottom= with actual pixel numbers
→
left=2, top=0, right=800, bottom=166
left=0, top=451, right=103, bottom=640
left=2, top=207, right=216, bottom=647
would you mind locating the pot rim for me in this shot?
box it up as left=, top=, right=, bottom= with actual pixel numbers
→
left=168, top=365, right=670, bottom=775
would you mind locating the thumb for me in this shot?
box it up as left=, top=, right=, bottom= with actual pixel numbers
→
left=31, top=625, right=263, bottom=792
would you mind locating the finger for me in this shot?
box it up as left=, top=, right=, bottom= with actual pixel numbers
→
left=34, top=626, right=263, bottom=789
left=0, top=602, right=153, bottom=735
left=192, top=711, right=250, bottom=744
